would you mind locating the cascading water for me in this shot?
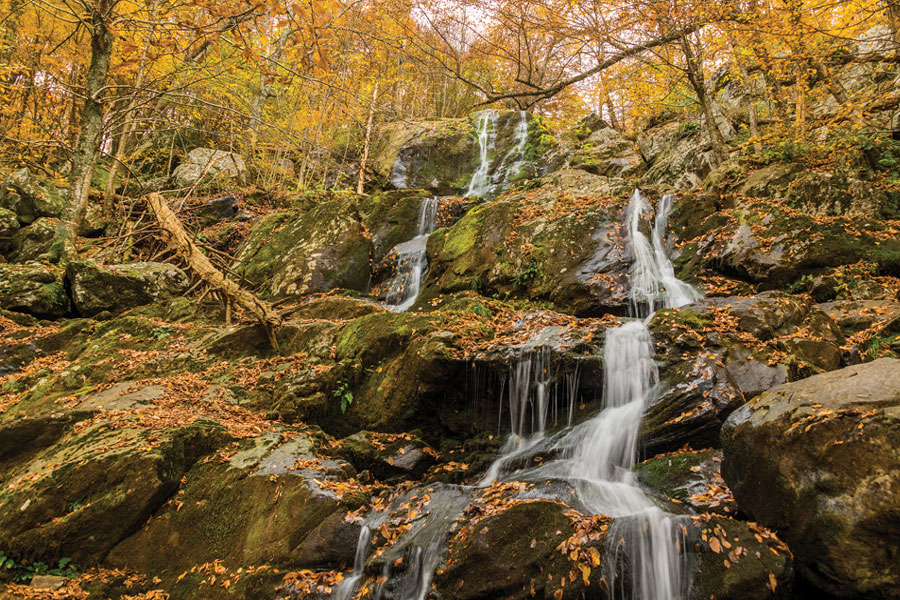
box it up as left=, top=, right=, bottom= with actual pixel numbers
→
left=382, top=197, right=440, bottom=312
left=332, top=526, right=373, bottom=600
left=465, top=110, right=499, bottom=198
left=334, top=189, right=700, bottom=600
left=496, top=111, right=531, bottom=190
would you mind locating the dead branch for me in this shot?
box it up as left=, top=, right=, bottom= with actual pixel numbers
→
left=145, top=192, right=282, bottom=349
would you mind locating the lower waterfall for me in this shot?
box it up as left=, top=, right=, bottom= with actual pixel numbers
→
left=335, top=189, right=701, bottom=600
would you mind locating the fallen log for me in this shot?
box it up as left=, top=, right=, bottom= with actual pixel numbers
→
left=145, top=192, right=281, bottom=348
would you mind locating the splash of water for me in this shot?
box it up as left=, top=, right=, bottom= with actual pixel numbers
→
left=465, top=110, right=499, bottom=198
left=383, top=197, right=440, bottom=312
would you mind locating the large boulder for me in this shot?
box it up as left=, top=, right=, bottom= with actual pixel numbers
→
left=173, top=148, right=246, bottom=186
left=0, top=168, right=66, bottom=225
left=234, top=195, right=371, bottom=298
left=681, top=199, right=900, bottom=289
left=0, top=421, right=229, bottom=565
left=0, top=263, right=71, bottom=318
left=65, top=260, right=190, bottom=317
left=7, top=216, right=58, bottom=262
left=721, top=358, right=900, bottom=597
left=424, top=172, right=635, bottom=315
left=107, top=430, right=357, bottom=586
left=644, top=293, right=844, bottom=454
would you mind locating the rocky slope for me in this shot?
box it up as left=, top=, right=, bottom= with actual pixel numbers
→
left=1, top=44, right=899, bottom=600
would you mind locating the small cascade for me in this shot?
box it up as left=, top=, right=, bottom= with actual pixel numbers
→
left=496, top=110, right=530, bottom=190
left=626, top=190, right=702, bottom=314
left=465, top=110, right=499, bottom=198
left=382, top=197, right=440, bottom=312
left=332, top=526, right=373, bottom=600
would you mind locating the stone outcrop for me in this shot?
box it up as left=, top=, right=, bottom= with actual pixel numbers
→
left=722, top=358, right=900, bottom=598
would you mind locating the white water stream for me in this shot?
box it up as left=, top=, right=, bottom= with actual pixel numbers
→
left=351, top=146, right=700, bottom=599
left=465, top=110, right=499, bottom=198
left=382, top=197, right=440, bottom=312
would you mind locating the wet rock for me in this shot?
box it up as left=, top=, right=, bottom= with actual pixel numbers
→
left=233, top=196, right=371, bottom=297
left=332, top=431, right=436, bottom=480
left=65, top=260, right=189, bottom=317
left=7, top=217, right=58, bottom=262
left=372, top=110, right=554, bottom=197
left=0, top=262, right=71, bottom=318
left=424, top=179, right=632, bottom=315
left=0, top=168, right=66, bottom=225
left=635, top=449, right=737, bottom=515
left=721, top=358, right=900, bottom=598
left=689, top=515, right=794, bottom=600
left=108, top=430, right=352, bottom=576
left=434, top=500, right=596, bottom=600
left=644, top=293, right=843, bottom=453
left=0, top=421, right=229, bottom=565
left=173, top=148, right=246, bottom=186
left=0, top=207, right=19, bottom=252
left=294, top=509, right=362, bottom=568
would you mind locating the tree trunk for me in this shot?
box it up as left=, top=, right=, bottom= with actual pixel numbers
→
left=681, top=35, right=729, bottom=164
left=48, top=0, right=115, bottom=262
left=103, top=0, right=158, bottom=218
left=357, top=82, right=379, bottom=195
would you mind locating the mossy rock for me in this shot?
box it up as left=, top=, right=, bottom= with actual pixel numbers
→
left=0, top=207, right=20, bottom=254
left=0, top=262, right=71, bottom=318
left=233, top=195, right=372, bottom=298
left=689, top=515, right=794, bottom=600
left=65, top=260, right=189, bottom=317
left=0, top=421, right=230, bottom=565
left=424, top=181, right=632, bottom=315
left=0, top=169, right=66, bottom=226
left=435, top=500, right=602, bottom=600
left=107, top=431, right=353, bottom=579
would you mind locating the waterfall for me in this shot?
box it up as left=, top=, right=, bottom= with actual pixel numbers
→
left=497, top=111, right=530, bottom=189
left=382, top=197, right=440, bottom=312
left=465, top=110, right=499, bottom=198
left=555, top=188, right=699, bottom=599
left=332, top=526, right=372, bottom=600
left=626, top=190, right=702, bottom=314
left=335, top=190, right=701, bottom=600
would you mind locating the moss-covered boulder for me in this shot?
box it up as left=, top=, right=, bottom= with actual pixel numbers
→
left=233, top=195, right=371, bottom=297
left=721, top=358, right=900, bottom=598
left=424, top=173, right=634, bottom=315
left=0, top=207, right=19, bottom=253
left=0, top=168, right=66, bottom=225
left=7, top=217, right=57, bottom=262
left=329, top=431, right=436, bottom=480
left=107, top=430, right=357, bottom=583
left=690, top=199, right=900, bottom=289
left=0, top=263, right=71, bottom=318
left=0, top=421, right=229, bottom=566
left=65, top=260, right=189, bottom=317
left=644, top=293, right=844, bottom=454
